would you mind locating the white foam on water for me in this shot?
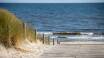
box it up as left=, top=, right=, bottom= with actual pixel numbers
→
left=80, top=32, right=94, bottom=35
left=67, top=35, right=104, bottom=39
left=37, top=32, right=53, bottom=35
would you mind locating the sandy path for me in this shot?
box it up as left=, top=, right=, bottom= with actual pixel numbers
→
left=40, top=43, right=104, bottom=58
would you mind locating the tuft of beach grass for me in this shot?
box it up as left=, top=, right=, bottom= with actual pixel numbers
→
left=0, top=8, right=37, bottom=48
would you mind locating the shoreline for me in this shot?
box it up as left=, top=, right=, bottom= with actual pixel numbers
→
left=60, top=41, right=104, bottom=45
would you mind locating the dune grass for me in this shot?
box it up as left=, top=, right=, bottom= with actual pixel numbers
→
left=0, top=8, right=37, bottom=48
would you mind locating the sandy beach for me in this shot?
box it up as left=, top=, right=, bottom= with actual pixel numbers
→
left=40, top=42, right=104, bottom=58
left=0, top=40, right=52, bottom=58
left=1, top=40, right=104, bottom=58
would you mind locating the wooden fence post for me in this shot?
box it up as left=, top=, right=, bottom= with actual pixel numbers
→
left=43, top=34, right=45, bottom=44
left=34, top=29, right=37, bottom=40
left=23, top=23, right=27, bottom=39
left=53, top=38, right=55, bottom=45
left=48, top=36, right=50, bottom=45
left=57, top=39, right=60, bottom=44
left=7, top=25, right=11, bottom=47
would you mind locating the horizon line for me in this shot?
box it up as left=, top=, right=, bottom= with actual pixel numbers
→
left=0, top=2, right=104, bottom=3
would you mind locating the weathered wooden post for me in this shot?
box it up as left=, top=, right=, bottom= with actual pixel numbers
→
left=7, top=25, right=11, bottom=47
left=48, top=36, right=50, bottom=45
left=53, top=38, right=55, bottom=45
left=23, top=23, right=27, bottom=39
left=34, top=29, right=37, bottom=40
left=57, top=39, right=60, bottom=44
left=43, top=33, right=45, bottom=44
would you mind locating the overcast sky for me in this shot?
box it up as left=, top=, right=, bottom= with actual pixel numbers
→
left=0, top=0, right=104, bottom=3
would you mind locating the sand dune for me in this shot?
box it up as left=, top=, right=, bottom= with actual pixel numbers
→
left=0, top=39, right=52, bottom=58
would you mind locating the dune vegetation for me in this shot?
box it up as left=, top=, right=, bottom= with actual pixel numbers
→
left=0, top=8, right=52, bottom=58
left=0, top=8, right=38, bottom=49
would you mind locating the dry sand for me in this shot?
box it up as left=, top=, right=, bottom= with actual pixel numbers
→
left=0, top=39, right=52, bottom=58
left=40, top=42, right=104, bottom=58
left=1, top=39, right=104, bottom=58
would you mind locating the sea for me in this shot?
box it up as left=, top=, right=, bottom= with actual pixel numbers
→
left=0, top=3, right=104, bottom=32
